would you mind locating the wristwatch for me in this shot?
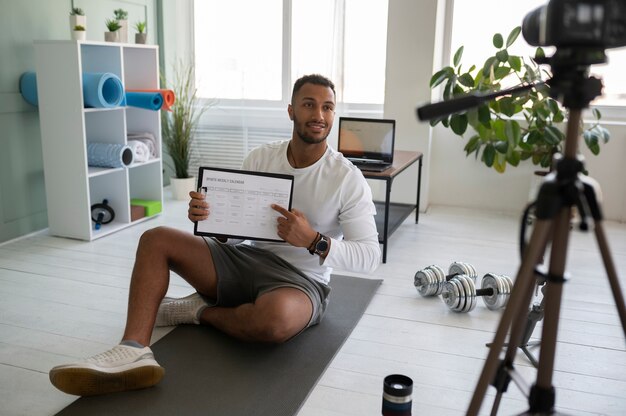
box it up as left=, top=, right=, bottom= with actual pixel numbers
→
left=310, top=234, right=329, bottom=257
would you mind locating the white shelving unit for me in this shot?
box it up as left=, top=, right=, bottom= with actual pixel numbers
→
left=34, top=40, right=163, bottom=240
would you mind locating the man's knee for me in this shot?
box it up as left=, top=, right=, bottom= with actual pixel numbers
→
left=138, top=226, right=174, bottom=252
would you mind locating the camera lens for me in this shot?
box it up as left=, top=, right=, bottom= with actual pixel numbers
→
left=382, top=374, right=413, bottom=416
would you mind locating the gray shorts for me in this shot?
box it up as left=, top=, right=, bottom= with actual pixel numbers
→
left=202, top=238, right=331, bottom=327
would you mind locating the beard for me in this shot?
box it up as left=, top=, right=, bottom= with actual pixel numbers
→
left=292, top=113, right=330, bottom=144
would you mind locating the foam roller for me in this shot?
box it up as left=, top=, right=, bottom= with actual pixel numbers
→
left=87, top=143, right=134, bottom=168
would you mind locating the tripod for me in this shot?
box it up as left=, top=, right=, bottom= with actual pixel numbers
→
left=467, top=69, right=626, bottom=414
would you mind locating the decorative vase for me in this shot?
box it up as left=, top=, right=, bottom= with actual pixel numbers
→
left=117, top=19, right=128, bottom=43
left=170, top=177, right=196, bottom=200
left=104, top=31, right=119, bottom=42
left=135, top=33, right=147, bottom=44
left=69, top=15, right=86, bottom=36
left=72, top=30, right=86, bottom=41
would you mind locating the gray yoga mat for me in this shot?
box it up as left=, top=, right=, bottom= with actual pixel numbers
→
left=56, top=274, right=381, bottom=416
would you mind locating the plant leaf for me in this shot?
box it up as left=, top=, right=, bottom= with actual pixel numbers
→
left=482, top=56, right=497, bottom=78
left=483, top=144, right=496, bottom=167
left=507, top=150, right=521, bottom=166
left=453, top=46, right=464, bottom=67
left=464, top=134, right=481, bottom=155
left=429, top=67, right=453, bottom=88
left=498, top=97, right=516, bottom=117
left=508, top=55, right=522, bottom=71
left=458, top=73, right=475, bottom=88
left=505, top=119, right=521, bottom=149
left=506, top=26, right=521, bottom=47
left=478, top=104, right=491, bottom=127
left=584, top=129, right=600, bottom=155
left=494, top=141, right=509, bottom=154
left=544, top=125, right=564, bottom=145
left=496, top=50, right=509, bottom=63
left=493, top=33, right=503, bottom=49
left=493, top=153, right=507, bottom=173
left=494, top=66, right=511, bottom=79
left=450, top=113, right=469, bottom=135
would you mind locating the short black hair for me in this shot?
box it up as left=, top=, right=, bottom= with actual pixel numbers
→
left=291, top=74, right=336, bottom=103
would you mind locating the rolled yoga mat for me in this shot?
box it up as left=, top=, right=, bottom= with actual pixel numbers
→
left=55, top=274, right=382, bottom=416
left=19, top=71, right=124, bottom=108
left=82, top=72, right=124, bottom=108
left=87, top=143, right=134, bottom=168
left=125, top=91, right=164, bottom=111
left=127, top=89, right=176, bottom=111
left=19, top=71, right=39, bottom=106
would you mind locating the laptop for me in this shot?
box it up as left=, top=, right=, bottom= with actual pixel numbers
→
left=337, top=117, right=395, bottom=172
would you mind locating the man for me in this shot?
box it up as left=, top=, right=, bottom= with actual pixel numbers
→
left=49, top=74, right=381, bottom=396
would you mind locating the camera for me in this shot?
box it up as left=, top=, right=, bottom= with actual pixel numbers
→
left=522, top=0, right=626, bottom=48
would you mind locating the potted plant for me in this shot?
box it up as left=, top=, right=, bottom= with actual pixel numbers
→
left=161, top=62, right=208, bottom=199
left=104, top=18, right=121, bottom=42
left=72, top=25, right=86, bottom=41
left=428, top=26, right=610, bottom=174
left=69, top=7, right=86, bottom=36
left=134, top=21, right=147, bottom=44
left=114, top=8, right=128, bottom=42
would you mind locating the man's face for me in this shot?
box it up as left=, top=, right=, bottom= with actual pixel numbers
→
left=288, top=83, right=336, bottom=144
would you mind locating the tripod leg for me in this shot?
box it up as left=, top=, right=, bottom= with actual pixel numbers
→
left=530, top=208, right=572, bottom=413
left=467, top=219, right=553, bottom=416
left=593, top=221, right=626, bottom=337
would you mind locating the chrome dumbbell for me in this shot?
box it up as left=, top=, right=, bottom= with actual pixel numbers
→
left=414, top=262, right=478, bottom=297
left=441, top=273, right=513, bottom=313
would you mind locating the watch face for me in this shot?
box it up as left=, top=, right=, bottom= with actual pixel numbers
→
left=316, top=238, right=329, bottom=252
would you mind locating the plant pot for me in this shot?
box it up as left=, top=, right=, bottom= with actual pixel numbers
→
left=70, top=15, right=86, bottom=36
left=135, top=33, right=147, bottom=44
left=170, top=177, right=196, bottom=200
left=72, top=30, right=86, bottom=41
left=118, top=19, right=128, bottom=43
left=104, top=31, right=119, bottom=42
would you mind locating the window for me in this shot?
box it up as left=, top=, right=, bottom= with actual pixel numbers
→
left=450, top=0, right=626, bottom=107
left=192, top=0, right=389, bottom=170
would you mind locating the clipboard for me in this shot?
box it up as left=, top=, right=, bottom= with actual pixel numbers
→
left=194, top=167, right=295, bottom=242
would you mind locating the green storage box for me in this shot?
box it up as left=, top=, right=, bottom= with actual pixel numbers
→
left=130, top=199, right=162, bottom=217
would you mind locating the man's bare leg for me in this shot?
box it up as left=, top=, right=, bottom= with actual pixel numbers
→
left=199, top=287, right=313, bottom=343
left=122, top=226, right=219, bottom=346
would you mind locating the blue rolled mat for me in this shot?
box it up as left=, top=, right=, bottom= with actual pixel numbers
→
left=18, top=71, right=124, bottom=108
left=19, top=71, right=39, bottom=106
left=83, top=72, right=124, bottom=108
left=87, top=143, right=134, bottom=168
left=125, top=91, right=164, bottom=111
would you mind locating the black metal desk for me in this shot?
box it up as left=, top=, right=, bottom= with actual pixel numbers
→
left=361, top=150, right=423, bottom=263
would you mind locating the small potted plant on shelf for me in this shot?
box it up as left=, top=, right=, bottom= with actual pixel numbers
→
left=114, top=8, right=129, bottom=43
left=428, top=26, right=610, bottom=174
left=72, top=25, right=86, bottom=41
left=104, top=18, right=121, bottom=42
left=69, top=7, right=85, bottom=36
left=161, top=62, right=209, bottom=199
left=134, top=21, right=147, bottom=44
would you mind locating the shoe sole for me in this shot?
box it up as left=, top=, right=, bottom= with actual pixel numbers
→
left=49, top=365, right=165, bottom=396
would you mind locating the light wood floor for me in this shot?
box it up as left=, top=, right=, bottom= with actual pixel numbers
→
left=1, top=194, right=625, bottom=415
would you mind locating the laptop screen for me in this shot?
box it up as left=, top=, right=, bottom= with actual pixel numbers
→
left=337, top=117, right=395, bottom=164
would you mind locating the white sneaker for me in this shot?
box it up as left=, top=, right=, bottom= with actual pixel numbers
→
left=49, top=344, right=164, bottom=396
left=155, top=292, right=208, bottom=327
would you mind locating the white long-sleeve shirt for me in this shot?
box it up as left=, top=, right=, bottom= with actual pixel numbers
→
left=240, top=140, right=381, bottom=285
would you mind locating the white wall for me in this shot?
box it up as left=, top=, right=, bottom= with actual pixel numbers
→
left=383, top=0, right=626, bottom=222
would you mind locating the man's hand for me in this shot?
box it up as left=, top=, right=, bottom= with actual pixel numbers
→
left=272, top=204, right=318, bottom=248
left=188, top=191, right=209, bottom=223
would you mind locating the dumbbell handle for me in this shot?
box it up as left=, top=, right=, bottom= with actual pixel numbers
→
left=476, top=288, right=494, bottom=297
